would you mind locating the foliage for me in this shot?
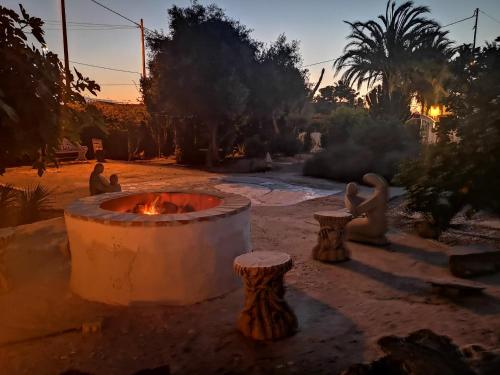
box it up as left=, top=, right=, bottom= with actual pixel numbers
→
left=304, top=107, right=419, bottom=182
left=144, top=3, right=258, bottom=166
left=0, top=5, right=99, bottom=169
left=366, top=85, right=410, bottom=121
left=144, top=3, right=308, bottom=166
left=244, top=135, right=268, bottom=158
left=397, top=38, right=500, bottom=231
left=16, top=184, right=52, bottom=224
left=76, top=101, right=153, bottom=160
left=249, top=34, right=309, bottom=135
left=0, top=184, right=52, bottom=227
left=0, top=184, right=17, bottom=227
left=271, top=133, right=302, bottom=157
left=320, top=107, right=371, bottom=146
left=314, top=80, right=360, bottom=114
left=334, top=0, right=452, bottom=120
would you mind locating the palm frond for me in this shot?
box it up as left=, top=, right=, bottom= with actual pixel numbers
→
left=17, top=184, right=53, bottom=225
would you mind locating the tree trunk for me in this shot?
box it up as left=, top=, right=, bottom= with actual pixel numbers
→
left=272, top=112, right=280, bottom=135
left=206, top=122, right=219, bottom=168
left=309, top=68, right=325, bottom=99
left=157, top=133, right=161, bottom=158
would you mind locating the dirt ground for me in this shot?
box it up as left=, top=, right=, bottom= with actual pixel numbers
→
left=1, top=162, right=499, bottom=374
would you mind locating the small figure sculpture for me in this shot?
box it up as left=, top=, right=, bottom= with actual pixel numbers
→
left=109, top=174, right=122, bottom=192
left=345, top=173, right=389, bottom=246
left=89, top=163, right=112, bottom=196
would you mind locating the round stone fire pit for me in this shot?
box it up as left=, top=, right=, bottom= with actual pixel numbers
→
left=64, top=190, right=251, bottom=305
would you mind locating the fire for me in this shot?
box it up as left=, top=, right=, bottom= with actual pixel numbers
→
left=428, top=105, right=441, bottom=119
left=141, top=196, right=161, bottom=215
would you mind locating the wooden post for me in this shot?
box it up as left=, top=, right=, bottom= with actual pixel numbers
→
left=140, top=18, right=146, bottom=79
left=60, top=0, right=71, bottom=92
left=472, top=8, right=479, bottom=52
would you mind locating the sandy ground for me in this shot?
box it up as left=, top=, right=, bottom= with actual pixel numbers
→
left=1, top=162, right=499, bottom=374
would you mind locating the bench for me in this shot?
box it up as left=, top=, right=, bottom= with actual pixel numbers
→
left=53, top=138, right=88, bottom=163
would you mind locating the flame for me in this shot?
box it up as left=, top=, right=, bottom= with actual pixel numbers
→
left=142, top=196, right=161, bottom=215
left=428, top=105, right=441, bottom=119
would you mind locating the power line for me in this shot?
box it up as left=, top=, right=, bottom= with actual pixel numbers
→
left=69, top=60, right=141, bottom=74
left=442, top=14, right=475, bottom=28
left=44, top=27, right=138, bottom=31
left=88, top=0, right=154, bottom=33
left=88, top=0, right=140, bottom=27
left=480, top=10, right=500, bottom=25
left=303, top=59, right=335, bottom=67
left=43, top=20, right=137, bottom=28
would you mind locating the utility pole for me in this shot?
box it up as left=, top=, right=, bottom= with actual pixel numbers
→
left=60, top=0, right=71, bottom=92
left=140, top=18, right=146, bottom=79
left=472, top=8, right=479, bottom=51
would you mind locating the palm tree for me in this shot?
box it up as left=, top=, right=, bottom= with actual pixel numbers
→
left=334, top=0, right=452, bottom=103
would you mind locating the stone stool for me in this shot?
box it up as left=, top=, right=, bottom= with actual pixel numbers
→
left=233, top=251, right=297, bottom=340
left=312, top=210, right=352, bottom=262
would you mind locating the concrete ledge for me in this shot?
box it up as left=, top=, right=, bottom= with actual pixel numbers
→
left=64, top=189, right=251, bottom=227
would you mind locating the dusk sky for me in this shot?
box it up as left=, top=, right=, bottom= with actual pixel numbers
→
left=4, top=0, right=500, bottom=103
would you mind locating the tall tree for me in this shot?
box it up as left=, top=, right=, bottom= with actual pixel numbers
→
left=0, top=5, right=99, bottom=170
left=333, top=0, right=452, bottom=118
left=332, top=80, right=358, bottom=106
left=248, top=34, right=309, bottom=135
left=0, top=5, right=99, bottom=173
left=144, top=4, right=258, bottom=167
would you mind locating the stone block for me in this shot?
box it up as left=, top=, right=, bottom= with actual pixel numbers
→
left=448, top=245, right=500, bottom=278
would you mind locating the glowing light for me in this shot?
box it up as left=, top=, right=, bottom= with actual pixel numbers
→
left=429, top=105, right=441, bottom=119
left=141, top=196, right=161, bottom=215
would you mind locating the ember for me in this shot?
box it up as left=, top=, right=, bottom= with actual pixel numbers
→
left=129, top=196, right=195, bottom=215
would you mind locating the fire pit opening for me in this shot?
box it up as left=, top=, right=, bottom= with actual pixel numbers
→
left=100, top=192, right=222, bottom=215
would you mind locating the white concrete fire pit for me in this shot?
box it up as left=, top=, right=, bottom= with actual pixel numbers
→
left=64, top=190, right=251, bottom=305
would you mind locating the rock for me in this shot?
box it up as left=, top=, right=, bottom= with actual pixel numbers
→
left=341, top=329, right=475, bottom=375
left=448, top=245, right=500, bottom=278
left=426, top=278, right=485, bottom=297
left=461, top=344, right=500, bottom=375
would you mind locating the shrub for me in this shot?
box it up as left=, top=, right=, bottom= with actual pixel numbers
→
left=304, top=110, right=419, bottom=182
left=244, top=135, right=268, bottom=158
left=16, top=184, right=52, bottom=225
left=324, top=107, right=370, bottom=146
left=396, top=38, right=500, bottom=234
left=271, top=133, right=302, bottom=156
left=303, top=143, right=373, bottom=182
left=0, top=184, right=17, bottom=227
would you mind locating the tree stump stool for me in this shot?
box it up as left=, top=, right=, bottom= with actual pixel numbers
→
left=233, top=251, right=297, bottom=340
left=313, top=210, right=352, bottom=262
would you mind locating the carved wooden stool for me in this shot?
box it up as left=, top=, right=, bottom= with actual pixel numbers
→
left=233, top=251, right=297, bottom=340
left=312, top=210, right=352, bottom=262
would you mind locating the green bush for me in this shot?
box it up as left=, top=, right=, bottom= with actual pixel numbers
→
left=304, top=109, right=419, bottom=182
left=324, top=107, right=370, bottom=146
left=271, top=133, right=302, bottom=156
left=244, top=135, right=268, bottom=158
left=17, top=184, right=53, bottom=225
left=396, top=39, right=500, bottom=234
left=396, top=143, right=468, bottom=233
left=0, top=184, right=17, bottom=227
left=0, top=184, right=53, bottom=227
